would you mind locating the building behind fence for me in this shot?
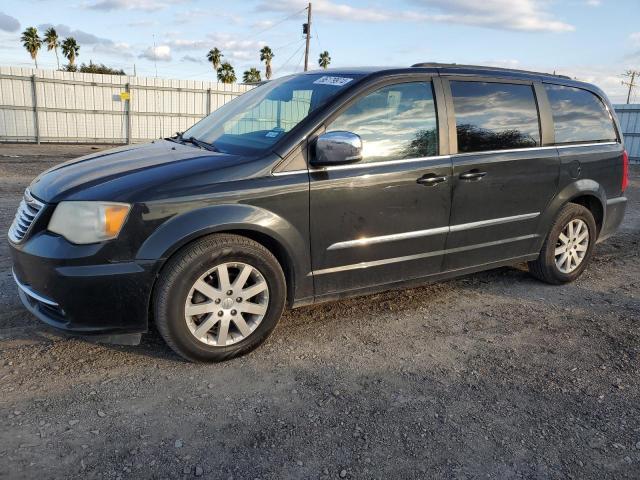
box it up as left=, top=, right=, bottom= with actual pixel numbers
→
left=0, top=66, right=252, bottom=144
left=615, top=104, right=640, bottom=163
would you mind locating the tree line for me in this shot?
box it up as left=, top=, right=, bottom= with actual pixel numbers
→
left=207, top=47, right=331, bottom=84
left=21, top=26, right=124, bottom=74
left=21, top=26, right=332, bottom=82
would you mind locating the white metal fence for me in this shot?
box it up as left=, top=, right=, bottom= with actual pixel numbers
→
left=0, top=66, right=253, bottom=144
left=615, top=104, right=640, bottom=163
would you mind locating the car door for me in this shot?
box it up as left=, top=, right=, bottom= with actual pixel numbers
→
left=308, top=78, right=453, bottom=297
left=442, top=78, right=560, bottom=270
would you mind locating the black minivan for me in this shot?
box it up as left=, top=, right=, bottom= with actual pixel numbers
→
left=9, top=64, right=629, bottom=362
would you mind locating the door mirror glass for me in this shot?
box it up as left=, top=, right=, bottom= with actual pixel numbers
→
left=312, top=131, right=363, bottom=166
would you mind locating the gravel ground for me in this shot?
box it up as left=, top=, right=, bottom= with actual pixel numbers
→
left=0, top=144, right=639, bottom=480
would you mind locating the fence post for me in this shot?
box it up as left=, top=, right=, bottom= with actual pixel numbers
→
left=206, top=88, right=211, bottom=115
left=125, top=82, right=132, bottom=144
left=31, top=75, right=40, bottom=144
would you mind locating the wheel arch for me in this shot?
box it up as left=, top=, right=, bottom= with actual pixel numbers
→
left=534, top=179, right=607, bottom=251
left=138, top=204, right=312, bottom=307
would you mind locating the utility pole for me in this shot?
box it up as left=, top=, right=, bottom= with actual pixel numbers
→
left=622, top=70, right=639, bottom=104
left=303, top=2, right=312, bottom=71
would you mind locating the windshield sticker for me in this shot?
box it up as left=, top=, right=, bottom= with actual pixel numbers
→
left=265, top=130, right=282, bottom=138
left=313, top=76, right=353, bottom=87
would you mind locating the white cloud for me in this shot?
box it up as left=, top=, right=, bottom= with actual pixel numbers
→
left=585, top=0, right=601, bottom=5
left=84, top=0, right=187, bottom=11
left=630, top=32, right=640, bottom=47
left=257, top=0, right=574, bottom=32
left=168, top=33, right=266, bottom=64
left=181, top=54, right=203, bottom=63
left=0, top=11, right=20, bottom=32
left=93, top=42, right=134, bottom=59
left=139, top=45, right=172, bottom=61
left=38, top=23, right=113, bottom=45
left=251, top=19, right=275, bottom=30
left=170, top=39, right=211, bottom=50
left=127, top=19, right=159, bottom=27
left=174, top=9, right=242, bottom=25
left=410, top=0, right=575, bottom=32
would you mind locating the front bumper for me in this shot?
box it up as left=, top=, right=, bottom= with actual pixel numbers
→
left=10, top=233, right=159, bottom=335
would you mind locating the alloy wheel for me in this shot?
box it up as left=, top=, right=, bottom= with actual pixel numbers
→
left=554, top=219, right=589, bottom=274
left=184, top=262, right=269, bottom=346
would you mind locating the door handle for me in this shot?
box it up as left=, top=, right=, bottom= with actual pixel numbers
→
left=417, top=174, right=447, bottom=186
left=459, top=169, right=487, bottom=180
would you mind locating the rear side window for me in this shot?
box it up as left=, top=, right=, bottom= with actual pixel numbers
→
left=450, top=81, right=540, bottom=153
left=544, top=84, right=617, bottom=144
left=328, top=82, right=438, bottom=163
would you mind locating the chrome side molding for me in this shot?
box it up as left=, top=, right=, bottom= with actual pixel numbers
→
left=327, top=212, right=540, bottom=251
left=314, top=234, right=538, bottom=276
left=327, top=226, right=449, bottom=250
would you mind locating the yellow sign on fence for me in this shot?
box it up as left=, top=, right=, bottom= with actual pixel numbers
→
left=119, top=92, right=130, bottom=101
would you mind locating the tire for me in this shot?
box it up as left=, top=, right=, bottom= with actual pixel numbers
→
left=528, top=203, right=597, bottom=285
left=154, top=234, right=286, bottom=362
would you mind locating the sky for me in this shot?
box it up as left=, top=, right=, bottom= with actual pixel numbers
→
left=1, top=0, right=639, bottom=103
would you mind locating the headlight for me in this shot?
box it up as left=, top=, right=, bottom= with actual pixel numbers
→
left=48, top=201, right=131, bottom=244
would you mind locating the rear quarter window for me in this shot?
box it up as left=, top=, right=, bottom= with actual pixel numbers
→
left=544, top=84, right=618, bottom=144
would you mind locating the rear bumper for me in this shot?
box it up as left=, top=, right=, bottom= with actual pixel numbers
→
left=598, top=196, right=627, bottom=242
left=10, top=234, right=159, bottom=335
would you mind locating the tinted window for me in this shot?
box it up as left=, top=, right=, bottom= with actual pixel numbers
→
left=328, top=82, right=438, bottom=163
left=544, top=84, right=617, bottom=144
left=451, top=81, right=540, bottom=153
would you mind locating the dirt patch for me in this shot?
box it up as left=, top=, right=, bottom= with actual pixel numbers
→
left=0, top=144, right=639, bottom=479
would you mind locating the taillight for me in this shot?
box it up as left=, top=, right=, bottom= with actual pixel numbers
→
left=622, top=150, right=629, bottom=192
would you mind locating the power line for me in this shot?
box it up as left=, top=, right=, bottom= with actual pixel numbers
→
left=294, top=44, right=307, bottom=73
left=253, top=7, right=307, bottom=37
left=279, top=40, right=306, bottom=74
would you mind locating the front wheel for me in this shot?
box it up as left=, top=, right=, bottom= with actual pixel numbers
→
left=154, top=234, right=286, bottom=362
left=528, top=203, right=597, bottom=284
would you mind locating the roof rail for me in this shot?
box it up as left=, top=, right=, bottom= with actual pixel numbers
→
left=410, top=62, right=572, bottom=80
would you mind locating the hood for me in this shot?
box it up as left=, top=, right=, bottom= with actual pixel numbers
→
left=29, top=140, right=247, bottom=203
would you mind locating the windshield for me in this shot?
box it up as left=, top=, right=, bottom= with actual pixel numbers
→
left=181, top=73, right=362, bottom=155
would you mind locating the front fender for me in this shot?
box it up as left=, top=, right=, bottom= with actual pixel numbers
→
left=533, top=179, right=607, bottom=251
left=136, top=203, right=312, bottom=302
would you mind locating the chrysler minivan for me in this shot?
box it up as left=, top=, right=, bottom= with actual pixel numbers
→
left=9, top=64, right=629, bottom=361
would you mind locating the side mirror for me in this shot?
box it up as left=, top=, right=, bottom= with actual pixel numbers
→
left=312, top=131, right=363, bottom=166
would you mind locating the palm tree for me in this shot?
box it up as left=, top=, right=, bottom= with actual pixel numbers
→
left=259, top=46, right=274, bottom=80
left=21, top=27, right=42, bottom=68
left=242, top=68, right=261, bottom=84
left=206, top=47, right=223, bottom=72
left=318, top=51, right=331, bottom=69
left=217, top=62, right=236, bottom=84
left=44, top=27, right=60, bottom=69
left=61, top=37, right=80, bottom=68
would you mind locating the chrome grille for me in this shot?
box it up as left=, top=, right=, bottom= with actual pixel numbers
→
left=8, top=189, right=44, bottom=243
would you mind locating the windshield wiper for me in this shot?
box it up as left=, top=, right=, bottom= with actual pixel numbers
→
left=179, top=135, right=220, bottom=152
left=166, top=131, right=183, bottom=143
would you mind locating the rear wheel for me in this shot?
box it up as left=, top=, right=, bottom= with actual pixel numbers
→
left=528, top=203, right=597, bottom=284
left=154, top=234, right=286, bottom=362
